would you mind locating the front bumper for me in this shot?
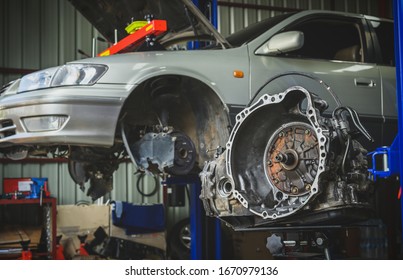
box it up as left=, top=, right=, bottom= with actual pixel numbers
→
left=0, top=83, right=131, bottom=148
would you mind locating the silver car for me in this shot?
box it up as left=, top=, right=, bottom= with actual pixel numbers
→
left=0, top=0, right=396, bottom=227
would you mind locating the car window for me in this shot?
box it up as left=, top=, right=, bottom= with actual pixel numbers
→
left=279, top=17, right=365, bottom=62
left=370, top=20, right=395, bottom=66
left=226, top=12, right=295, bottom=47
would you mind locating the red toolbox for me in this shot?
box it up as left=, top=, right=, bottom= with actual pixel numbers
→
left=3, top=178, right=33, bottom=195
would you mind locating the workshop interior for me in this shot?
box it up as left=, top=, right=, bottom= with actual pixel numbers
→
left=0, top=0, right=402, bottom=260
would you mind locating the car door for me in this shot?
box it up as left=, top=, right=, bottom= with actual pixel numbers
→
left=367, top=18, right=398, bottom=146
left=249, top=14, right=384, bottom=148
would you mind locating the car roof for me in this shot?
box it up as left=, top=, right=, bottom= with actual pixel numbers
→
left=295, top=9, right=392, bottom=22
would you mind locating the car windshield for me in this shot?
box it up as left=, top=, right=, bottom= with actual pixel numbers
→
left=226, top=12, right=295, bottom=47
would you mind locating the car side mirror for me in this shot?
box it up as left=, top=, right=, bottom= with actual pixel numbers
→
left=255, top=31, right=304, bottom=55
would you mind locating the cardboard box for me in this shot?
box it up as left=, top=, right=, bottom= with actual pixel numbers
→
left=109, top=224, right=166, bottom=251
left=56, top=204, right=166, bottom=253
left=57, top=204, right=110, bottom=247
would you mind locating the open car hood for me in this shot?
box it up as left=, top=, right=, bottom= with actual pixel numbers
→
left=68, top=0, right=230, bottom=48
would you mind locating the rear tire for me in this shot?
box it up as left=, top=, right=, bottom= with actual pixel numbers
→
left=168, top=218, right=191, bottom=259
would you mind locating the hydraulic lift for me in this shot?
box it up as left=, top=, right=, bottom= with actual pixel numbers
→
left=163, top=0, right=222, bottom=260
left=163, top=1, right=221, bottom=260
left=100, top=0, right=222, bottom=260
left=390, top=0, right=403, bottom=255
left=189, top=0, right=221, bottom=260
left=369, top=0, right=403, bottom=255
left=164, top=175, right=221, bottom=260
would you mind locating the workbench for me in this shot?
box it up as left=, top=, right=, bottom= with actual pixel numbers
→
left=0, top=198, right=57, bottom=259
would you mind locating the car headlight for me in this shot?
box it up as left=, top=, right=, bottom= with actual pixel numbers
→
left=18, top=64, right=108, bottom=93
left=18, top=67, right=59, bottom=92
left=51, top=64, right=108, bottom=86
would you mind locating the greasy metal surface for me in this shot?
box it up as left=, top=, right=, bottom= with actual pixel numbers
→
left=227, top=86, right=326, bottom=220
left=200, top=86, right=373, bottom=228
left=265, top=122, right=319, bottom=196
left=132, top=132, right=175, bottom=173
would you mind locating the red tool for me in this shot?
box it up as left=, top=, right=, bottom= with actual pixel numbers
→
left=77, top=234, right=89, bottom=256
left=98, top=19, right=167, bottom=57
left=55, top=235, right=65, bottom=260
left=20, top=240, right=32, bottom=260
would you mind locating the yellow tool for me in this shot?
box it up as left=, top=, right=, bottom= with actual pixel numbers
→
left=125, top=21, right=148, bottom=34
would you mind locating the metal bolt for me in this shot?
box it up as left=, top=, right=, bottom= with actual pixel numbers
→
left=291, top=186, right=299, bottom=194
left=275, top=153, right=285, bottom=162
left=305, top=184, right=311, bottom=191
left=316, top=237, right=324, bottom=246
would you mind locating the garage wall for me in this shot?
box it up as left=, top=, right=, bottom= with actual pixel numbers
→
left=0, top=161, right=161, bottom=204
left=218, top=0, right=387, bottom=36
left=0, top=0, right=107, bottom=86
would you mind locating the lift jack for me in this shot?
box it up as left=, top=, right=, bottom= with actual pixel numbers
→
left=98, top=18, right=167, bottom=57
left=20, top=240, right=32, bottom=260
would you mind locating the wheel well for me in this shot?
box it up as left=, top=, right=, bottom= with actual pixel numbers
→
left=118, top=74, right=231, bottom=167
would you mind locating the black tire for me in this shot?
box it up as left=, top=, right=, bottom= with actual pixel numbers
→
left=168, top=218, right=191, bottom=259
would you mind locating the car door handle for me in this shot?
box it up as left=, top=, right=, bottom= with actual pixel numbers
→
left=354, top=78, right=376, bottom=87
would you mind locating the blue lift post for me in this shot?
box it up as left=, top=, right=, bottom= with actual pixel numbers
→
left=393, top=0, right=403, bottom=253
left=165, top=175, right=221, bottom=260
left=165, top=175, right=203, bottom=259
left=210, top=0, right=218, bottom=29
left=185, top=0, right=222, bottom=260
left=189, top=0, right=218, bottom=50
left=189, top=178, right=203, bottom=260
